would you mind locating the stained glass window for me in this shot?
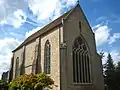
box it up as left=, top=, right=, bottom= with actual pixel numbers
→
left=44, top=40, right=51, bottom=74
left=15, top=57, right=20, bottom=77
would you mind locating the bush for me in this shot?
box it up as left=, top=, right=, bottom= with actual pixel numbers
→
left=0, top=80, right=8, bottom=87
left=0, top=80, right=8, bottom=90
left=9, top=73, right=54, bottom=90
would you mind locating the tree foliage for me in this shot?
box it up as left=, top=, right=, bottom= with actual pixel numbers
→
left=99, top=50, right=105, bottom=59
left=9, top=73, right=54, bottom=90
left=0, top=80, right=8, bottom=87
left=104, top=53, right=115, bottom=90
left=115, top=62, right=120, bottom=90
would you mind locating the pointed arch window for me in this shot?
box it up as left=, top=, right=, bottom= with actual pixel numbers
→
left=72, top=36, right=92, bottom=84
left=15, top=57, right=20, bottom=78
left=44, top=40, right=51, bottom=74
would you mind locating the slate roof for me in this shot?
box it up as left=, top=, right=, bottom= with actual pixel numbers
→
left=12, top=6, right=75, bottom=52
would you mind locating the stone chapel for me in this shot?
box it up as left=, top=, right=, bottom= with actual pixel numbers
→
left=9, top=3, right=104, bottom=90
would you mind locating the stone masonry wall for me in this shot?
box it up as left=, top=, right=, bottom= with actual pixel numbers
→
left=41, top=27, right=60, bottom=90
left=25, top=41, right=36, bottom=74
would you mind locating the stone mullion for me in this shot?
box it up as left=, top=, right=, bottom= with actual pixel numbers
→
left=88, top=55, right=92, bottom=83
left=77, top=50, right=80, bottom=83
left=82, top=52, right=86, bottom=83
left=79, top=50, right=82, bottom=83
left=80, top=51, right=84, bottom=83
left=77, top=49, right=82, bottom=83
left=75, top=49, right=79, bottom=83
left=85, top=53, right=89, bottom=83
left=83, top=51, right=87, bottom=83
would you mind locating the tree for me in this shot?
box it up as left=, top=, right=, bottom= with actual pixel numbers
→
left=0, top=80, right=8, bottom=90
left=0, top=80, right=8, bottom=86
left=104, top=53, right=116, bottom=90
left=99, top=50, right=104, bottom=59
left=99, top=51, right=107, bottom=90
left=115, top=62, right=120, bottom=89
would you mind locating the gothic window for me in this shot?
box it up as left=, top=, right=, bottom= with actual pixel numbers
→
left=44, top=40, right=51, bottom=74
left=15, top=57, right=20, bottom=78
left=72, top=36, right=91, bottom=84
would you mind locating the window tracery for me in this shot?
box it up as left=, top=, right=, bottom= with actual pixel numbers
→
left=73, top=36, right=91, bottom=84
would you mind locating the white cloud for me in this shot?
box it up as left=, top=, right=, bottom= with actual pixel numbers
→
left=0, top=0, right=28, bottom=28
left=92, top=23, right=102, bottom=30
left=109, top=33, right=120, bottom=44
left=11, top=10, right=27, bottom=28
left=0, top=0, right=78, bottom=28
left=25, top=27, right=42, bottom=38
left=28, top=0, right=60, bottom=21
left=0, top=38, right=21, bottom=79
left=2, top=9, right=27, bottom=28
left=28, top=0, right=77, bottom=21
left=93, top=24, right=111, bottom=46
left=93, top=23, right=120, bottom=46
left=110, top=51, right=120, bottom=64
left=66, top=0, right=77, bottom=6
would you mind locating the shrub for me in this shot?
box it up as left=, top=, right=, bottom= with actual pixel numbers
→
left=9, top=73, right=54, bottom=90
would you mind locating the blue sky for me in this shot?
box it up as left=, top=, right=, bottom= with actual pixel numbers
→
left=0, top=0, right=120, bottom=78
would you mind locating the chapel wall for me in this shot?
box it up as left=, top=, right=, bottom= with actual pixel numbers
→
left=62, top=5, right=104, bottom=90
left=24, top=41, right=36, bottom=74
left=12, top=48, right=23, bottom=79
left=40, top=27, right=60, bottom=90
